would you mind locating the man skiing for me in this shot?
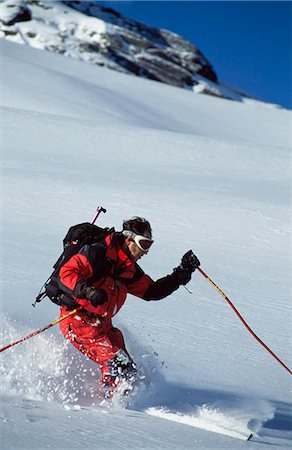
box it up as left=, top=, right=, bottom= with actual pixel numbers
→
left=58, top=216, right=200, bottom=398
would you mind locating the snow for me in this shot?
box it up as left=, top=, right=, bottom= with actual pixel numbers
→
left=0, top=0, right=22, bottom=23
left=0, top=39, right=291, bottom=449
left=0, top=0, right=106, bottom=56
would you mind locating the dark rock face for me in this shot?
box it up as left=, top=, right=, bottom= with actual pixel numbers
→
left=64, top=1, right=218, bottom=87
left=0, top=1, right=31, bottom=26
left=0, top=0, right=221, bottom=93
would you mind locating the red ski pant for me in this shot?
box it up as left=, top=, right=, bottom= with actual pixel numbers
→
left=59, top=308, right=126, bottom=379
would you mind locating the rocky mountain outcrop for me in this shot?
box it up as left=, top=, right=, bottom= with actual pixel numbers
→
left=63, top=0, right=218, bottom=87
left=0, top=0, right=248, bottom=100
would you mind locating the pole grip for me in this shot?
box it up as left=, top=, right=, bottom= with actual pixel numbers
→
left=90, top=205, right=106, bottom=225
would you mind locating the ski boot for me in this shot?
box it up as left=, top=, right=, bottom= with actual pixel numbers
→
left=99, top=349, right=138, bottom=401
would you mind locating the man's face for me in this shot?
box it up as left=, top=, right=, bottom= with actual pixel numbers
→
left=126, top=232, right=152, bottom=262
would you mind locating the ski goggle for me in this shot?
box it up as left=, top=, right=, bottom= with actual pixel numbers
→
left=123, top=230, right=154, bottom=252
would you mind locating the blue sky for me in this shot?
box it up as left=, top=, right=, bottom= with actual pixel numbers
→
left=99, top=1, right=291, bottom=109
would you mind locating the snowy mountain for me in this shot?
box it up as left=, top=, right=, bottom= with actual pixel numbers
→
left=0, top=35, right=291, bottom=449
left=0, top=0, right=259, bottom=102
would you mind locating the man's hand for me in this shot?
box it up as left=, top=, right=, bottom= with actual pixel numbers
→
left=173, top=250, right=200, bottom=285
left=85, top=286, right=108, bottom=307
left=74, top=280, right=108, bottom=307
left=181, top=250, right=200, bottom=272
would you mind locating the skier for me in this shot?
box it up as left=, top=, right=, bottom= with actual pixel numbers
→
left=58, top=216, right=200, bottom=397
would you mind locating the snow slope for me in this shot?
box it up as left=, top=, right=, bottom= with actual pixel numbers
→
left=0, top=39, right=291, bottom=449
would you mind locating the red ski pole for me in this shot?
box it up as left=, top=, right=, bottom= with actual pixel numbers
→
left=0, top=205, right=107, bottom=354
left=197, top=267, right=292, bottom=375
left=0, top=308, right=81, bottom=354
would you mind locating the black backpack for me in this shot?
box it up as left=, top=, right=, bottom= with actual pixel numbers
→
left=34, top=222, right=114, bottom=308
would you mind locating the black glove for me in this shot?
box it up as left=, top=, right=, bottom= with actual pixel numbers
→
left=181, top=250, right=200, bottom=272
left=74, top=281, right=108, bottom=307
left=173, top=250, right=200, bottom=285
left=85, top=286, right=108, bottom=307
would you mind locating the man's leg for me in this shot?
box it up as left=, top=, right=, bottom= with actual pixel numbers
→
left=59, top=312, right=122, bottom=365
left=59, top=311, right=136, bottom=397
left=99, top=327, right=137, bottom=398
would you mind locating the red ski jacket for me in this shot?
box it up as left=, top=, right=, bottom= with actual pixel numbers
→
left=59, top=233, right=181, bottom=319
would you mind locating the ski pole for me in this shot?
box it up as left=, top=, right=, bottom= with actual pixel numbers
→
left=0, top=307, right=81, bottom=354
left=91, top=206, right=106, bottom=225
left=0, top=205, right=107, bottom=354
left=197, top=267, right=292, bottom=375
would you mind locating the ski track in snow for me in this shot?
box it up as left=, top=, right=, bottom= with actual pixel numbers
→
left=1, top=313, right=291, bottom=448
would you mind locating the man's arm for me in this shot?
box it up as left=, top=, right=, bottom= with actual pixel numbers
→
left=58, top=243, right=111, bottom=306
left=127, top=251, right=200, bottom=301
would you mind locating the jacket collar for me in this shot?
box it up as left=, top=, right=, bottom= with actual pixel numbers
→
left=105, top=233, right=135, bottom=278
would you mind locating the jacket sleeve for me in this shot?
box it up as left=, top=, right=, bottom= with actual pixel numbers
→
left=126, top=265, right=181, bottom=301
left=58, top=243, right=110, bottom=299
left=142, top=273, right=181, bottom=301
left=59, top=253, right=93, bottom=297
